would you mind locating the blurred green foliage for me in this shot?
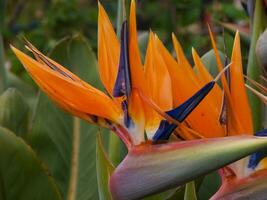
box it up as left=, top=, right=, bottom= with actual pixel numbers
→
left=3, top=0, right=248, bottom=85
left=0, top=1, right=257, bottom=199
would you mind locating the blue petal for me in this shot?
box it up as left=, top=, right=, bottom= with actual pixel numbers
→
left=153, top=81, right=215, bottom=142
left=113, top=21, right=131, bottom=99
left=248, top=129, right=267, bottom=169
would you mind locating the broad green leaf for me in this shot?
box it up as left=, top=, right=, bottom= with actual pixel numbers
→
left=256, top=28, right=267, bottom=73
left=0, top=0, right=6, bottom=32
left=199, top=49, right=226, bottom=78
left=143, top=188, right=179, bottom=200
left=0, top=126, right=62, bottom=200
left=116, top=0, right=124, bottom=38
left=27, top=34, right=102, bottom=200
left=108, top=133, right=127, bottom=166
left=184, top=181, right=197, bottom=200
left=197, top=172, right=221, bottom=200
left=110, top=136, right=267, bottom=200
left=96, top=133, right=115, bottom=200
left=138, top=31, right=149, bottom=62
left=0, top=1, right=6, bottom=93
left=6, top=71, right=37, bottom=103
left=48, top=34, right=102, bottom=89
left=247, top=0, right=265, bottom=131
left=0, top=88, right=29, bottom=137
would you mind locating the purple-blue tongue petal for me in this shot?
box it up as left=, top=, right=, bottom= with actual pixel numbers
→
left=113, top=21, right=131, bottom=99
left=248, top=129, right=267, bottom=169
left=153, top=81, right=215, bottom=142
left=113, top=21, right=132, bottom=128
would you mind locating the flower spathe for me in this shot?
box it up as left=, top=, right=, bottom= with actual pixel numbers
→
left=11, top=0, right=267, bottom=199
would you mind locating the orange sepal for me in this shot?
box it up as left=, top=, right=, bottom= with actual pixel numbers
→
left=192, top=48, right=222, bottom=109
left=144, top=33, right=173, bottom=138
left=11, top=46, right=122, bottom=123
left=172, top=33, right=200, bottom=86
left=228, top=32, right=253, bottom=135
left=129, top=0, right=146, bottom=93
left=156, top=36, right=225, bottom=138
left=98, top=2, right=120, bottom=96
left=208, top=26, right=244, bottom=135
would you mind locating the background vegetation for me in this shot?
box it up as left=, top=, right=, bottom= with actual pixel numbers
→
left=0, top=1, right=261, bottom=200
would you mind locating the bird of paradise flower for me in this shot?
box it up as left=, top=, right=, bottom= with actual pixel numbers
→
left=11, top=1, right=267, bottom=199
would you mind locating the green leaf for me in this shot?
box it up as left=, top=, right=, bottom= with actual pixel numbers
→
left=0, top=0, right=6, bottom=32
left=256, top=28, right=267, bottom=72
left=116, top=0, right=124, bottom=38
left=96, top=133, right=115, bottom=200
left=143, top=188, right=179, bottom=200
left=48, top=35, right=102, bottom=89
left=184, top=181, right=197, bottom=200
left=247, top=0, right=265, bottom=131
left=27, top=34, right=102, bottom=200
left=0, top=88, right=29, bottom=137
left=138, top=31, right=149, bottom=62
left=199, top=49, right=226, bottom=78
left=0, top=36, right=6, bottom=92
left=6, top=71, right=37, bottom=104
left=108, top=133, right=127, bottom=166
left=0, top=0, right=6, bottom=92
left=110, top=136, right=267, bottom=200
left=197, top=172, right=221, bottom=200
left=0, top=126, right=62, bottom=200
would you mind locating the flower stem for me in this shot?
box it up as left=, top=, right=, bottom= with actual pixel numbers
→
left=108, top=133, right=123, bottom=166
left=0, top=34, right=7, bottom=93
left=67, top=117, right=80, bottom=200
left=0, top=0, right=7, bottom=93
left=247, top=0, right=265, bottom=131
left=116, top=0, right=125, bottom=38
left=184, top=181, right=197, bottom=200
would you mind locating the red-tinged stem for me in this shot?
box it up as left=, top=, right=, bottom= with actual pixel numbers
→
left=108, top=124, right=133, bottom=149
left=211, top=169, right=267, bottom=200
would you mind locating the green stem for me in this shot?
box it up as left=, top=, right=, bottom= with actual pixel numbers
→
left=184, top=181, right=197, bottom=200
left=0, top=0, right=7, bottom=93
left=0, top=31, right=7, bottom=93
left=247, top=0, right=265, bottom=131
left=108, top=133, right=123, bottom=166
left=116, top=0, right=124, bottom=38
left=67, top=117, right=80, bottom=200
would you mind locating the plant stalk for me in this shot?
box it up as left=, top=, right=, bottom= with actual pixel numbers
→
left=247, top=0, right=265, bottom=131
left=67, top=117, right=80, bottom=200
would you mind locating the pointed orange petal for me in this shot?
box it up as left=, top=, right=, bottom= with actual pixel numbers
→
left=155, top=36, right=198, bottom=106
left=156, top=36, right=225, bottom=138
left=98, top=3, right=120, bottom=96
left=192, top=48, right=223, bottom=107
left=144, top=33, right=173, bottom=138
left=145, top=33, right=173, bottom=110
left=172, top=33, right=199, bottom=86
left=208, top=26, right=244, bottom=135
left=208, top=26, right=232, bottom=98
left=11, top=46, right=122, bottom=123
left=129, top=0, right=146, bottom=92
left=229, top=32, right=253, bottom=134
